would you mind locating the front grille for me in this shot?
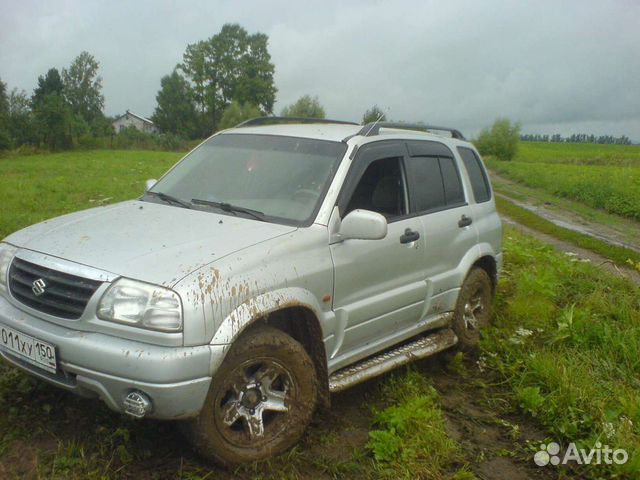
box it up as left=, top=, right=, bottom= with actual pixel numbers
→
left=8, top=258, right=102, bottom=319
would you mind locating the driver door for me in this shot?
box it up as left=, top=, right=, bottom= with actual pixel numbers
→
left=329, top=141, right=428, bottom=364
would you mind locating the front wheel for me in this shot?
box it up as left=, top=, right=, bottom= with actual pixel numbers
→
left=183, top=326, right=318, bottom=466
left=452, top=267, right=494, bottom=349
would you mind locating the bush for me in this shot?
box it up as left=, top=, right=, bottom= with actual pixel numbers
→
left=112, top=126, right=155, bottom=149
left=280, top=95, right=325, bottom=118
left=77, top=134, right=101, bottom=150
left=218, top=101, right=261, bottom=130
left=0, top=128, right=11, bottom=151
left=76, top=126, right=193, bottom=152
left=2, top=128, right=194, bottom=155
left=362, top=105, right=387, bottom=124
left=8, top=144, right=41, bottom=156
left=157, top=133, right=185, bottom=151
left=475, top=118, right=521, bottom=161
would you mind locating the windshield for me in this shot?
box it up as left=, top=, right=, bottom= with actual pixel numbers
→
left=146, top=133, right=347, bottom=225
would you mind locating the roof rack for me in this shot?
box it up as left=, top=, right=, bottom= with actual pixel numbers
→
left=236, top=116, right=359, bottom=128
left=357, top=122, right=466, bottom=140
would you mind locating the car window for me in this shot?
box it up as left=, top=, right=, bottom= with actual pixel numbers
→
left=457, top=147, right=491, bottom=203
left=344, top=157, right=408, bottom=220
left=406, top=156, right=446, bottom=212
left=146, top=133, right=346, bottom=225
left=439, top=157, right=465, bottom=205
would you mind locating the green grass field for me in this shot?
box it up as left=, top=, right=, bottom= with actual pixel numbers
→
left=484, top=228, right=640, bottom=478
left=1, top=149, right=640, bottom=478
left=487, top=143, right=640, bottom=221
left=0, top=150, right=183, bottom=239
left=514, top=142, right=640, bottom=166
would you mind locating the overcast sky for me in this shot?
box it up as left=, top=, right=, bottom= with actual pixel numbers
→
left=1, top=0, right=639, bottom=140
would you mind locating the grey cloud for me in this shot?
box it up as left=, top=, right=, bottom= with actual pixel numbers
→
left=1, top=0, right=639, bottom=140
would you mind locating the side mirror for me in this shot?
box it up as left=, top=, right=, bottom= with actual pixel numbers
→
left=339, top=209, right=388, bottom=241
left=145, top=179, right=157, bottom=191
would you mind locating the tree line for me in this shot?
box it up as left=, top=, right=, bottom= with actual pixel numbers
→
left=0, top=22, right=394, bottom=153
left=0, top=51, right=112, bottom=151
left=520, top=133, right=632, bottom=145
left=3, top=22, right=631, bottom=153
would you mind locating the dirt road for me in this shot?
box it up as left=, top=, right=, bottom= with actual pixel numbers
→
left=490, top=171, right=640, bottom=254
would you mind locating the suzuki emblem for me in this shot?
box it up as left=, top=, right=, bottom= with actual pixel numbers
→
left=32, top=278, right=47, bottom=296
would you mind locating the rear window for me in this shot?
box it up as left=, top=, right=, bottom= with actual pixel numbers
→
left=407, top=156, right=445, bottom=211
left=458, top=147, right=491, bottom=203
left=439, top=157, right=465, bottom=205
left=406, top=156, right=465, bottom=212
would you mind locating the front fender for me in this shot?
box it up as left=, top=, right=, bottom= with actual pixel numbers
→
left=209, top=287, right=325, bottom=346
left=206, top=288, right=326, bottom=377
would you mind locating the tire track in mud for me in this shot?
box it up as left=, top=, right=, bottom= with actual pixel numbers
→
left=418, top=358, right=553, bottom=480
left=306, top=356, right=555, bottom=479
left=258, top=356, right=556, bottom=480
left=500, top=215, right=640, bottom=287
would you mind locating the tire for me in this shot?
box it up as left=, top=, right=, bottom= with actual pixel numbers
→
left=183, top=326, right=318, bottom=466
left=452, top=267, right=494, bottom=350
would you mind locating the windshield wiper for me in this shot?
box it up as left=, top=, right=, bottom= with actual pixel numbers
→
left=191, top=198, right=266, bottom=222
left=146, top=191, right=192, bottom=209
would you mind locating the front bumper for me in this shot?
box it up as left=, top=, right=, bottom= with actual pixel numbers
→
left=0, top=295, right=220, bottom=419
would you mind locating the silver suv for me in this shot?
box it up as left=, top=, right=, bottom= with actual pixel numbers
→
left=0, top=118, right=502, bottom=465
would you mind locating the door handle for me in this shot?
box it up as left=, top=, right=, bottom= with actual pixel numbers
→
left=458, top=215, right=473, bottom=228
left=400, top=228, right=420, bottom=244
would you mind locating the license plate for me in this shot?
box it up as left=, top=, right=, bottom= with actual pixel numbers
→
left=0, top=325, right=57, bottom=374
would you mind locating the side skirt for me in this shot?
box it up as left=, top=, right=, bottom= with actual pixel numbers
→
left=328, top=328, right=458, bottom=392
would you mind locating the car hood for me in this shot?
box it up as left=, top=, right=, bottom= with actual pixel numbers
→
left=5, top=200, right=297, bottom=286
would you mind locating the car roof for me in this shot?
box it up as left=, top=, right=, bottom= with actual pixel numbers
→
left=219, top=122, right=473, bottom=150
left=222, top=123, right=363, bottom=143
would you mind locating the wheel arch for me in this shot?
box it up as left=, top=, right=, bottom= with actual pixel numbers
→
left=209, top=288, right=331, bottom=408
left=471, top=255, right=497, bottom=294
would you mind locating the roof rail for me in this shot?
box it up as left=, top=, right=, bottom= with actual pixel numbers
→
left=357, top=122, right=466, bottom=140
left=236, top=116, right=359, bottom=128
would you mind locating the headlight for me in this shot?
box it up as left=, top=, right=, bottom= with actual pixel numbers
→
left=97, top=278, right=183, bottom=332
left=0, top=243, right=18, bottom=296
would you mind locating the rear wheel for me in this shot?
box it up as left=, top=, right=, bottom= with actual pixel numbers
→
left=183, top=326, right=317, bottom=466
left=452, top=267, right=493, bottom=349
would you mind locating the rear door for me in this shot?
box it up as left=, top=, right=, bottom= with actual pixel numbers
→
left=404, top=140, right=479, bottom=316
left=457, top=146, right=502, bottom=258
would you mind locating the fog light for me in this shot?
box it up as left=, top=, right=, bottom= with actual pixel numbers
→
left=123, top=391, right=152, bottom=418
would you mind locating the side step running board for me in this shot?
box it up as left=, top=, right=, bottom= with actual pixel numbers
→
left=328, top=328, right=458, bottom=393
